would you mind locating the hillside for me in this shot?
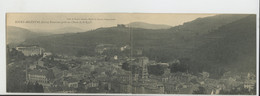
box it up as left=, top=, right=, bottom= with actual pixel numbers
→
left=189, top=15, right=256, bottom=75
left=170, top=14, right=249, bottom=33
left=6, top=26, right=51, bottom=47
left=22, top=27, right=132, bottom=55
left=127, top=22, right=172, bottom=29
left=20, top=14, right=256, bottom=76
left=21, top=14, right=251, bottom=56
left=30, top=27, right=86, bottom=34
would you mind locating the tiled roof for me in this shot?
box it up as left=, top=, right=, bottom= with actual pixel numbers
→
left=64, top=77, right=78, bottom=83
left=28, top=69, right=55, bottom=79
left=17, top=44, right=39, bottom=47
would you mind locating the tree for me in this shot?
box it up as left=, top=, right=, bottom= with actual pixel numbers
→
left=122, top=62, right=130, bottom=71
left=170, top=62, right=188, bottom=73
left=7, top=48, right=25, bottom=62
left=26, top=82, right=34, bottom=92
left=7, top=62, right=27, bottom=92
left=251, top=84, right=256, bottom=95
left=34, top=82, right=40, bottom=92
left=148, top=64, right=165, bottom=76
left=193, top=86, right=206, bottom=94
left=190, top=78, right=198, bottom=84
left=170, top=63, right=178, bottom=73
left=131, top=65, right=139, bottom=74
left=38, top=84, right=44, bottom=92
left=86, top=87, right=99, bottom=93
left=77, top=80, right=86, bottom=93
left=32, top=82, right=44, bottom=92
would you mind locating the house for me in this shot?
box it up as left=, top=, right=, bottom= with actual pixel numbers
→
left=133, top=73, right=139, bottom=81
left=247, top=72, right=256, bottom=80
left=178, top=87, right=194, bottom=94
left=120, top=84, right=132, bottom=93
left=157, top=63, right=169, bottom=68
left=16, top=45, right=44, bottom=56
left=244, top=79, right=256, bottom=91
left=43, top=52, right=52, bottom=57
left=138, top=57, right=149, bottom=65
left=34, top=60, right=44, bottom=67
left=114, top=55, right=118, bottom=60
left=29, top=64, right=37, bottom=70
left=63, top=77, right=79, bottom=88
left=54, top=58, right=67, bottom=62
left=95, top=44, right=117, bottom=54
left=95, top=47, right=105, bottom=54
left=136, top=57, right=149, bottom=79
left=164, top=83, right=178, bottom=94
left=27, top=69, right=54, bottom=86
left=86, top=80, right=99, bottom=88
left=141, top=80, right=165, bottom=94
left=134, top=49, right=143, bottom=55
left=169, top=59, right=181, bottom=64
left=210, top=88, right=221, bottom=95
left=161, top=77, right=169, bottom=82
left=62, top=87, right=77, bottom=93
left=120, top=45, right=130, bottom=51
left=200, top=71, right=210, bottom=78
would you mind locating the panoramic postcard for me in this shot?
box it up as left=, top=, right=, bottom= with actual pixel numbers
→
left=6, top=13, right=256, bottom=94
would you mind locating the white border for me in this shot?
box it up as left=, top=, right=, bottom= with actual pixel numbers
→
left=0, top=0, right=259, bottom=95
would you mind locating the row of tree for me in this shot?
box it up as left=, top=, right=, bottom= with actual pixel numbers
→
left=26, top=82, right=44, bottom=92
left=122, top=58, right=191, bottom=76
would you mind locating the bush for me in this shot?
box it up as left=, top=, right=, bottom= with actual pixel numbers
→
left=148, top=64, right=165, bottom=76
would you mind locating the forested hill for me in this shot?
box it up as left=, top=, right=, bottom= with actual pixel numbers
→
left=127, top=22, right=172, bottom=29
left=20, top=14, right=256, bottom=77
left=21, top=14, right=250, bottom=56
left=7, top=26, right=51, bottom=46
left=188, top=15, right=256, bottom=75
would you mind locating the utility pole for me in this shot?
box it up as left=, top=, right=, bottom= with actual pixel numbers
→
left=24, top=60, right=28, bottom=83
left=129, top=25, right=133, bottom=93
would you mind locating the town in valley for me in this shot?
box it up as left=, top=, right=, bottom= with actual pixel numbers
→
left=6, top=14, right=257, bottom=94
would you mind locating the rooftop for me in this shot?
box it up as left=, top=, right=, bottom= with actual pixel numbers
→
left=63, top=77, right=79, bottom=83
left=28, top=69, right=55, bottom=79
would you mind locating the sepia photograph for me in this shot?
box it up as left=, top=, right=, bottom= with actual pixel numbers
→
left=5, top=13, right=257, bottom=95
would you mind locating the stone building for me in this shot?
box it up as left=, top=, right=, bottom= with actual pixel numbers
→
left=27, top=69, right=54, bottom=86
left=16, top=45, right=44, bottom=56
left=63, top=77, right=79, bottom=88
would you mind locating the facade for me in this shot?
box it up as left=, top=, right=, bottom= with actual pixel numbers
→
left=63, top=77, right=79, bottom=88
left=43, top=52, right=52, bottom=57
left=158, top=63, right=169, bottom=68
left=244, top=73, right=256, bottom=91
left=95, top=44, right=117, bottom=54
left=29, top=64, right=37, bottom=70
left=27, top=69, right=54, bottom=86
left=138, top=57, right=149, bottom=79
left=16, top=45, right=44, bottom=56
left=86, top=81, right=99, bottom=88
left=244, top=80, right=255, bottom=91
left=120, top=45, right=130, bottom=51
left=134, top=49, right=143, bottom=56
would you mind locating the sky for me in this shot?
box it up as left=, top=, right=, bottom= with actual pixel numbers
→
left=7, top=13, right=217, bottom=32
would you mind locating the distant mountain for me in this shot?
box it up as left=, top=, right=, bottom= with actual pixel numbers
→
left=169, top=14, right=250, bottom=37
left=127, top=22, right=172, bottom=29
left=21, top=14, right=251, bottom=56
left=22, top=27, right=132, bottom=55
left=6, top=26, right=51, bottom=46
left=30, top=27, right=85, bottom=34
left=52, top=27, right=85, bottom=34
